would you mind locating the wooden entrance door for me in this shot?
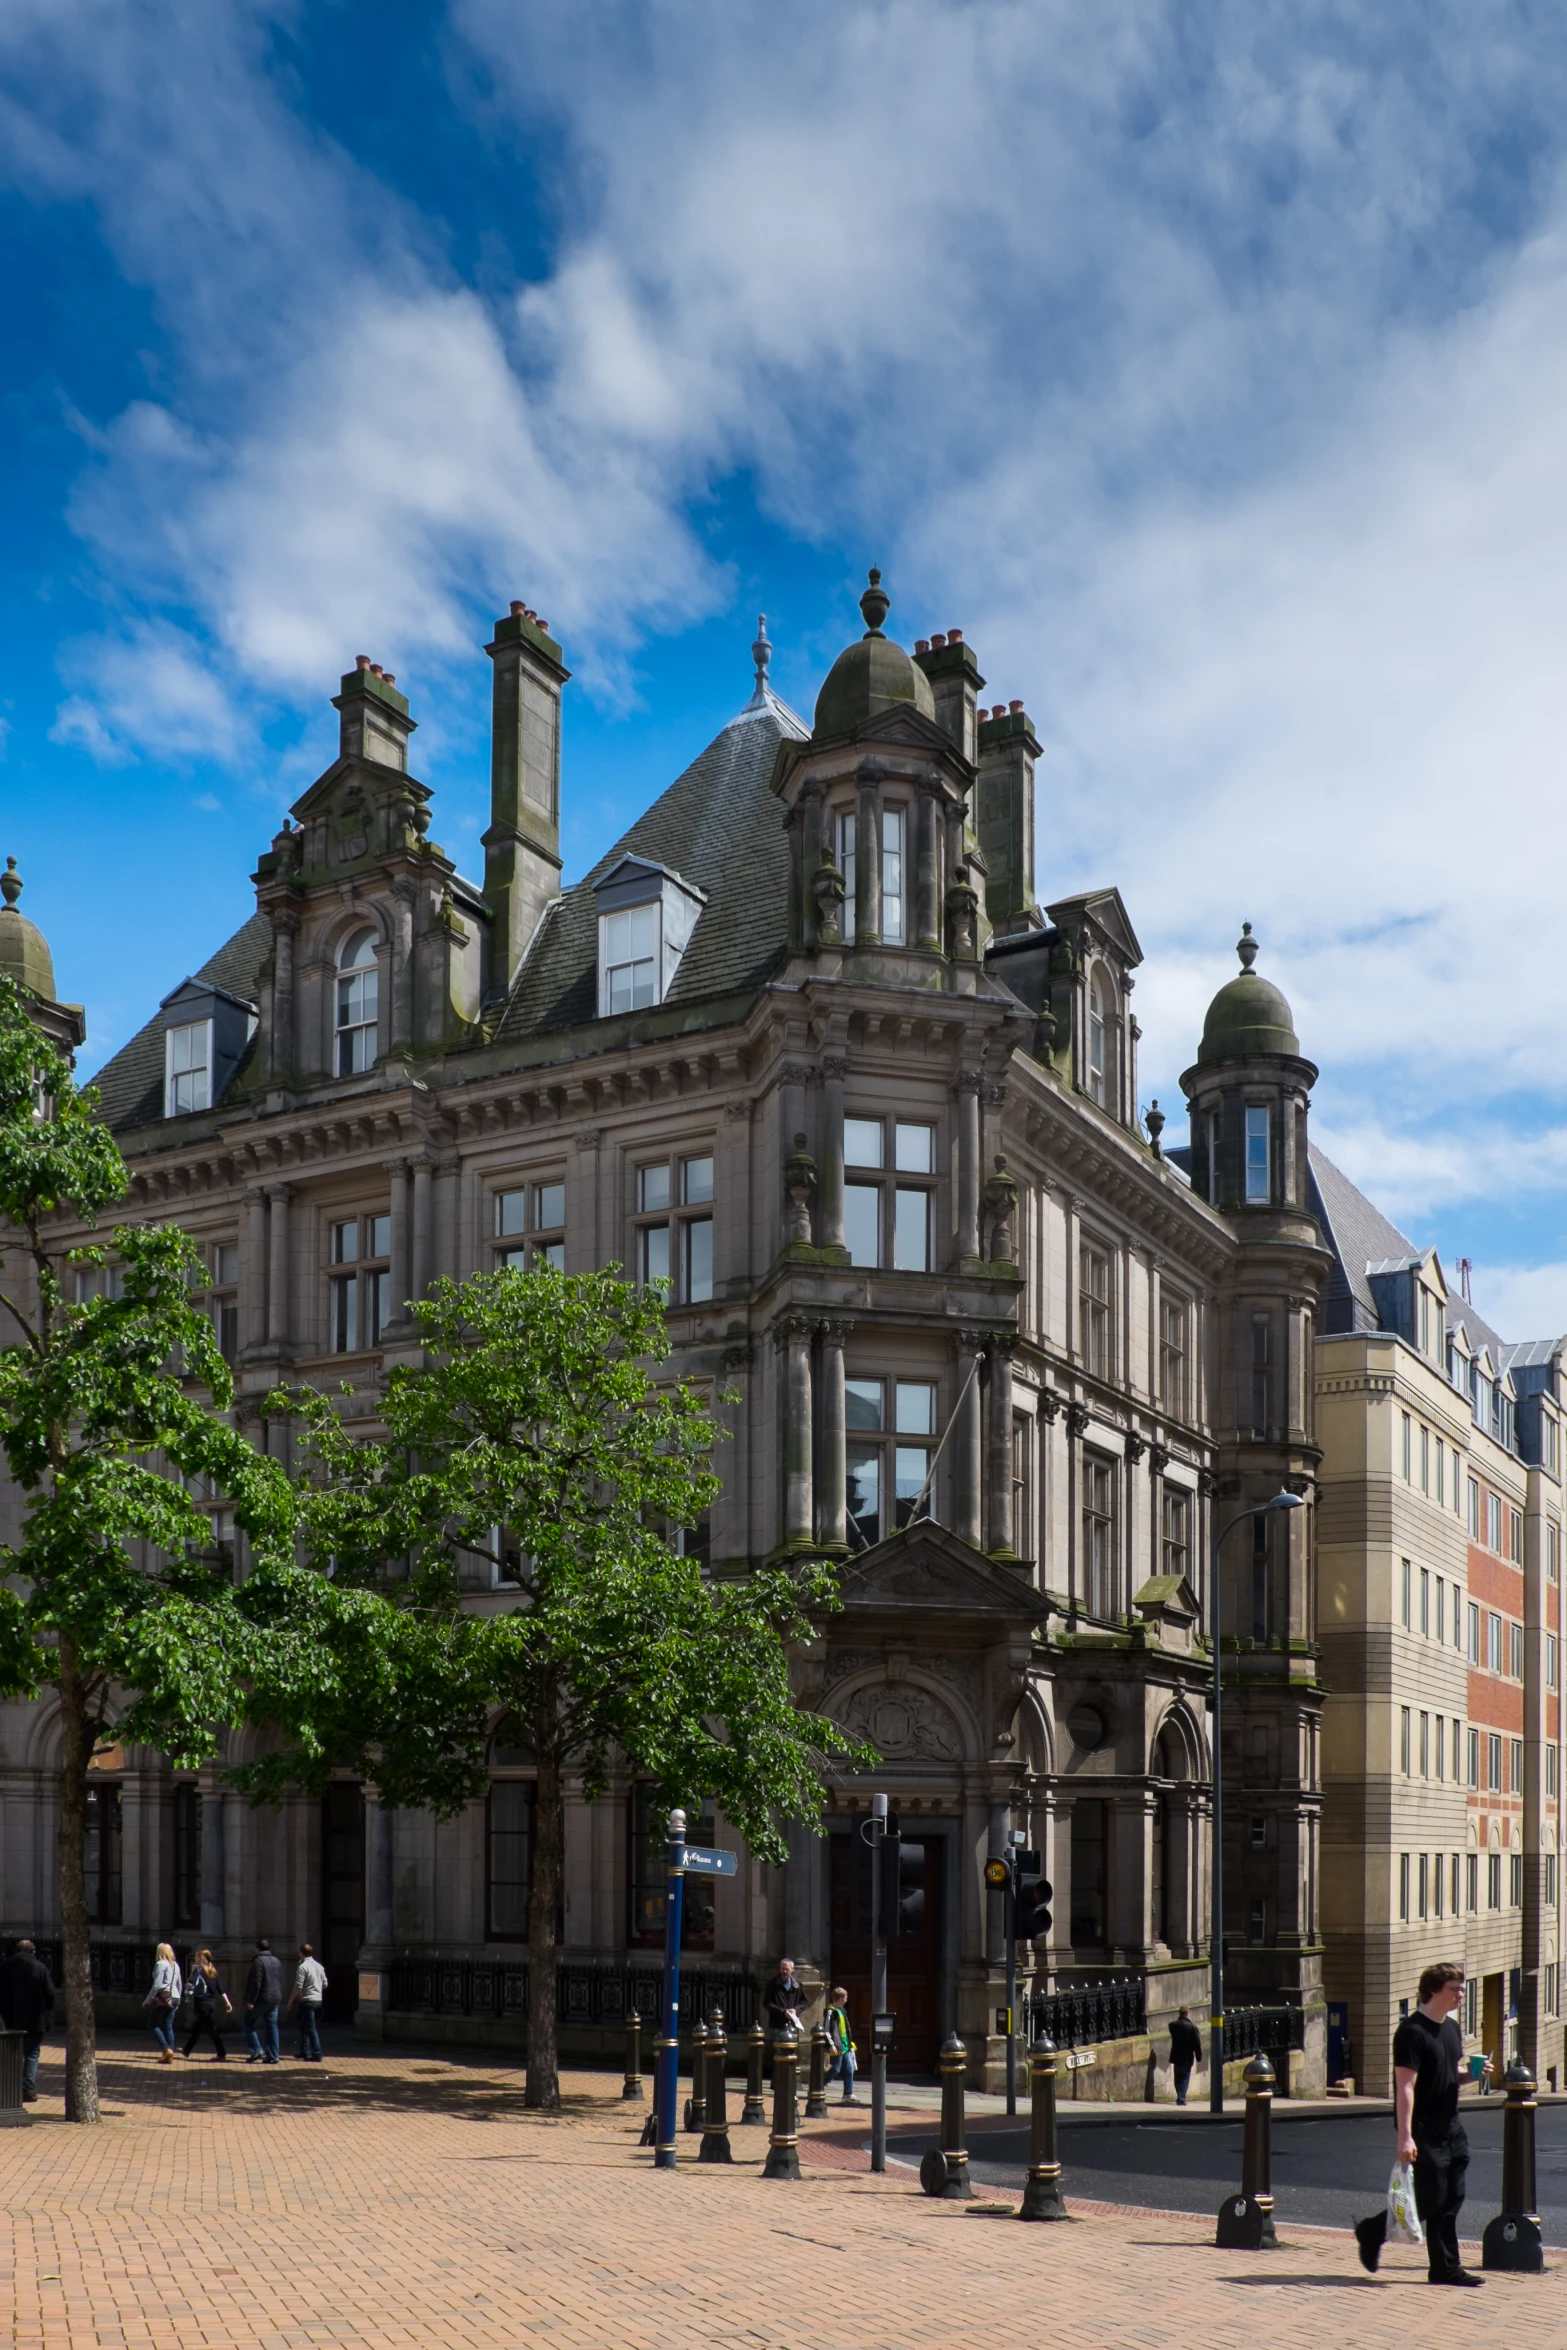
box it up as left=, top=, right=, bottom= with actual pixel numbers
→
left=321, top=1782, right=365, bottom=2021
left=828, top=1829, right=945, bottom=2075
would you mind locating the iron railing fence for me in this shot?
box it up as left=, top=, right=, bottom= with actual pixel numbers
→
left=1026, top=1977, right=1147, bottom=2049
left=1222, top=2004, right=1306, bottom=2065
left=385, top=1958, right=759, bottom=2030
left=1, top=1935, right=193, bottom=1994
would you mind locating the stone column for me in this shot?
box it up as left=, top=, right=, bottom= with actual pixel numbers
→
left=956, top=1074, right=982, bottom=1264
left=270, top=914, right=297, bottom=1081
left=245, top=1190, right=269, bottom=1351
left=198, top=1774, right=225, bottom=1941
left=265, top=1183, right=292, bottom=1349
left=819, top=1054, right=847, bottom=1254
left=800, top=785, right=823, bottom=950
left=385, top=1159, right=412, bottom=1325
left=366, top=1797, right=394, bottom=1948
left=915, top=785, right=940, bottom=949
left=954, top=1329, right=985, bottom=1548
left=856, top=773, right=880, bottom=944
left=411, top=1156, right=434, bottom=1302
left=389, top=881, right=415, bottom=1053
left=986, top=1334, right=1017, bottom=1560
left=778, top=1317, right=815, bottom=1551
left=433, top=1153, right=459, bottom=1286
left=986, top=1801, right=1008, bottom=1965
left=818, top=1319, right=849, bottom=1555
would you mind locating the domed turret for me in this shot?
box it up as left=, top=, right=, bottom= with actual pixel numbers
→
left=0, top=857, right=59, bottom=1000
left=1197, top=922, right=1300, bottom=1065
left=812, top=569, right=936, bottom=740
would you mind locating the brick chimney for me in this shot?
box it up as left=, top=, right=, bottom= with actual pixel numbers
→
left=483, top=603, right=570, bottom=1002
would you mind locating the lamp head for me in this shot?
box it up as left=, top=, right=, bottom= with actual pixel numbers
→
left=1266, top=1489, right=1305, bottom=1513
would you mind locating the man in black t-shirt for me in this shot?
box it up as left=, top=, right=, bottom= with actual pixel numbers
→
left=1354, top=1960, right=1481, bottom=2287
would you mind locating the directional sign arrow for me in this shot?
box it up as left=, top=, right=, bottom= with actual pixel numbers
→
left=679, top=1844, right=739, bottom=1877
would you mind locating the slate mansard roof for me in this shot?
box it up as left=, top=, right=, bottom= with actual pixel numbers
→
left=87, top=682, right=808, bottom=1132
left=493, top=692, right=806, bottom=1044
left=1309, top=1143, right=1511, bottom=1364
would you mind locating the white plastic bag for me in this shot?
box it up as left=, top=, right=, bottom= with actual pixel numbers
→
left=1387, top=2162, right=1424, bottom=2246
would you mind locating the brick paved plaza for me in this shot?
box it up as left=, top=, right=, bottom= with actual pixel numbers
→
left=0, top=2038, right=1550, bottom=2350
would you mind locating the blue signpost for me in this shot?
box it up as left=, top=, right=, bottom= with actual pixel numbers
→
left=652, top=1809, right=738, bottom=2171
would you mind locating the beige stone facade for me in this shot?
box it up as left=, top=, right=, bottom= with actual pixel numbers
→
left=1, top=586, right=1332, bottom=2092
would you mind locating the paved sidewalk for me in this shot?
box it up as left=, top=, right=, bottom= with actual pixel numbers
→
left=0, top=2037, right=1548, bottom=2350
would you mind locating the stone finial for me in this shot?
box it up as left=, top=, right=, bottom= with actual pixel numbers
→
left=981, top=1153, right=1019, bottom=1264
left=783, top=1131, right=817, bottom=1247
left=1237, top=921, right=1259, bottom=972
left=1, top=857, right=20, bottom=911
left=1145, top=1100, right=1166, bottom=1158
left=859, top=567, right=890, bottom=638
left=811, top=847, right=846, bottom=947
left=753, top=614, right=772, bottom=690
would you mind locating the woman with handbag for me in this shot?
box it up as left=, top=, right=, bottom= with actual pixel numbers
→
left=182, top=1949, right=232, bottom=2061
left=143, top=1942, right=183, bottom=2064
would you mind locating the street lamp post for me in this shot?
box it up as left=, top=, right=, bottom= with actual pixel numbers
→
left=1208, top=1489, right=1305, bottom=2117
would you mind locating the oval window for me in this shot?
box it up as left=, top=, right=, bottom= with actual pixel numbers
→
left=1066, top=1702, right=1106, bottom=1752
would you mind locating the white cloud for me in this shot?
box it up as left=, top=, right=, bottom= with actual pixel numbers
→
left=51, top=621, right=244, bottom=764
left=1462, top=1263, right=1567, bottom=1347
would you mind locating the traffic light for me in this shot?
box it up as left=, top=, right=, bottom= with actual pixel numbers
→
left=1013, top=1849, right=1052, bottom=1942
left=875, top=1815, right=903, bottom=1936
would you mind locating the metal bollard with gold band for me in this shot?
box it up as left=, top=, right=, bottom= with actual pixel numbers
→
left=1215, top=2053, right=1279, bottom=2248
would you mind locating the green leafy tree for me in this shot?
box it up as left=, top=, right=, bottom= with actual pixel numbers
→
left=0, top=977, right=297, bottom=2122
left=264, top=1263, right=866, bottom=2110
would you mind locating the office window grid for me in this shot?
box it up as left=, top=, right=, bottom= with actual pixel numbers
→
left=843, top=1118, right=936, bottom=1274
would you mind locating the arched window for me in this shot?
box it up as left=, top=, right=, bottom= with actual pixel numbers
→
left=335, top=929, right=379, bottom=1076
left=1087, top=972, right=1113, bottom=1109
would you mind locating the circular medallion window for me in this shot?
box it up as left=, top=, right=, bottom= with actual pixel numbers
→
left=1066, top=1702, right=1107, bottom=1752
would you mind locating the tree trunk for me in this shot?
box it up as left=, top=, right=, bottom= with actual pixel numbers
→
left=525, top=1722, right=562, bottom=2110
left=56, top=1632, right=100, bottom=2124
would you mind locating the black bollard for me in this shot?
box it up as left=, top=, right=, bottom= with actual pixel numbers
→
left=762, top=2024, right=802, bottom=2179
left=741, top=2016, right=767, bottom=2124
left=1018, top=2032, right=1067, bottom=2221
left=623, top=2007, right=644, bottom=2101
left=920, top=2031, right=974, bottom=2199
left=1216, top=2053, right=1279, bottom=2248
left=1482, top=2059, right=1544, bottom=2272
left=684, top=2012, right=708, bottom=2133
left=699, top=2004, right=733, bottom=2164
left=805, top=2019, right=830, bottom=2118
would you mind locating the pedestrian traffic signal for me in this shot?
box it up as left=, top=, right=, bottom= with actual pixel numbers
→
left=1013, top=1850, right=1052, bottom=1941
left=984, top=1857, right=1010, bottom=1890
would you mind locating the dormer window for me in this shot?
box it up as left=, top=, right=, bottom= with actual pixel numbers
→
left=1087, top=974, right=1110, bottom=1107
left=336, top=929, right=379, bottom=1075
left=165, top=1021, right=211, bottom=1116
left=594, top=857, right=706, bottom=1019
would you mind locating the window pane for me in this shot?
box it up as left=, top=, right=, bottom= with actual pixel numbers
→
left=892, top=1187, right=929, bottom=1272
left=495, top=1190, right=527, bottom=1237
left=639, top=1164, right=671, bottom=1213
left=535, top=1182, right=566, bottom=1229
left=837, top=811, right=857, bottom=946
left=366, top=1215, right=391, bottom=1259
left=640, top=1223, right=670, bottom=1288
left=881, top=806, right=904, bottom=944
left=894, top=1445, right=928, bottom=1525
left=497, top=1246, right=529, bottom=1270
left=844, top=1118, right=883, bottom=1168
left=332, top=1276, right=357, bottom=1353
left=216, top=1299, right=239, bottom=1365
left=894, top=1381, right=936, bottom=1436
left=332, top=1220, right=358, bottom=1265
left=847, top=1446, right=881, bottom=1547
left=487, top=1780, right=534, bottom=1940
left=214, top=1243, right=239, bottom=1287
left=684, top=1217, right=713, bottom=1302
left=367, top=1268, right=389, bottom=1345
left=846, top=1379, right=884, bottom=1430
left=534, top=1241, right=565, bottom=1272
left=893, top=1122, right=933, bottom=1173
left=844, top=1183, right=880, bottom=1266
left=1245, top=1105, right=1270, bottom=1202
left=682, top=1156, right=714, bottom=1205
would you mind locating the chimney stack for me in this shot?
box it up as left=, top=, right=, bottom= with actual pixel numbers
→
left=975, top=702, right=1042, bottom=936
left=483, top=604, right=570, bottom=1002
left=913, top=627, right=985, bottom=765
left=333, top=661, right=415, bottom=772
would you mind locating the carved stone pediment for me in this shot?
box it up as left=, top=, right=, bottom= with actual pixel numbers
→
left=1132, top=1571, right=1201, bottom=1651
left=832, top=1681, right=966, bottom=1763
left=835, top=1523, right=1050, bottom=1623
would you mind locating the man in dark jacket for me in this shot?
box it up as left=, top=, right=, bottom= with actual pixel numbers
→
left=1169, top=2008, right=1203, bottom=2107
left=244, top=1939, right=285, bottom=2066
left=0, top=1939, right=55, bottom=2102
left=762, top=1958, right=806, bottom=2038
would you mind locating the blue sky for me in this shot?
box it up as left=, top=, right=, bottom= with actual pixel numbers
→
left=7, top=1, right=1567, bottom=1333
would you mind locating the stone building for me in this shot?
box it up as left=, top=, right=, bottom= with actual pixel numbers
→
left=1312, top=1153, right=1565, bottom=2095
left=0, top=578, right=1333, bottom=2093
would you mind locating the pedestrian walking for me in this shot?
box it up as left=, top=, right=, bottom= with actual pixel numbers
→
left=824, top=1985, right=860, bottom=2105
left=288, top=1944, right=328, bottom=2061
left=762, top=1957, right=806, bottom=2036
left=1169, top=2007, right=1203, bottom=2107
left=143, top=1942, right=183, bottom=2062
left=182, top=1950, right=232, bottom=2060
left=244, top=1938, right=284, bottom=2065
left=0, top=1937, right=55, bottom=2102
left=1354, top=1960, right=1483, bottom=2288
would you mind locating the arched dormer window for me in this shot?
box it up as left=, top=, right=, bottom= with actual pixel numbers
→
left=1087, top=970, right=1113, bottom=1109
left=336, top=928, right=379, bottom=1075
